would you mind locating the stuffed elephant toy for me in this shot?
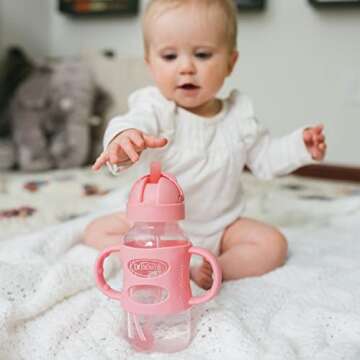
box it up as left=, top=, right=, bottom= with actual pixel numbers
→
left=10, top=58, right=97, bottom=171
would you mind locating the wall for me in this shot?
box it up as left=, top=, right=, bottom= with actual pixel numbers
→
left=0, top=0, right=51, bottom=59
left=2, top=0, right=360, bottom=165
left=229, top=2, right=360, bottom=166
left=48, top=0, right=143, bottom=57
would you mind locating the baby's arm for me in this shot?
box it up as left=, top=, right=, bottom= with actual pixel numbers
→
left=92, top=129, right=167, bottom=171
left=92, top=87, right=172, bottom=172
left=245, top=121, right=326, bottom=179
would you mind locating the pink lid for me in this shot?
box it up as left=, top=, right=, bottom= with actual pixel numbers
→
left=127, top=162, right=185, bottom=222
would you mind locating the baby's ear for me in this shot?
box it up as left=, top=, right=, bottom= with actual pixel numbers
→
left=228, top=50, right=239, bottom=75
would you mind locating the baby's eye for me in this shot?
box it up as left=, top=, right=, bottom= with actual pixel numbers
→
left=195, top=52, right=212, bottom=60
left=161, top=54, right=177, bottom=61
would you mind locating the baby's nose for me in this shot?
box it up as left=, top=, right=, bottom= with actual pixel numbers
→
left=179, top=57, right=196, bottom=75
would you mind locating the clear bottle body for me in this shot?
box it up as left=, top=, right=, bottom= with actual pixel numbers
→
left=122, top=222, right=192, bottom=353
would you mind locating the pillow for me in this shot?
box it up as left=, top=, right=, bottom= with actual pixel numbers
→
left=82, top=50, right=153, bottom=120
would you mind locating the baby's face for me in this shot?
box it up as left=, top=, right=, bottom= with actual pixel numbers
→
left=145, top=3, right=238, bottom=117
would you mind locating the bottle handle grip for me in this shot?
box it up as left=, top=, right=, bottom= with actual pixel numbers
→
left=188, top=247, right=222, bottom=305
left=94, top=245, right=123, bottom=300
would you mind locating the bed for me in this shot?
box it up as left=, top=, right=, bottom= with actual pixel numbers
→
left=1, top=166, right=360, bottom=359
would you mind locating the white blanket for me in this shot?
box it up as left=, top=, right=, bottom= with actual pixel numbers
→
left=1, top=169, right=360, bottom=359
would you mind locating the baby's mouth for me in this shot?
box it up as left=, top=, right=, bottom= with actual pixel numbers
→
left=178, top=83, right=200, bottom=90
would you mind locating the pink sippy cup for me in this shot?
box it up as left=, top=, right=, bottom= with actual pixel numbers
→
left=94, top=162, right=222, bottom=353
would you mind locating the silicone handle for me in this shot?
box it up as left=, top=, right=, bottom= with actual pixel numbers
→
left=188, top=247, right=222, bottom=305
left=94, top=245, right=123, bottom=300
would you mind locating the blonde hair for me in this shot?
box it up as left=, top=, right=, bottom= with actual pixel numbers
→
left=142, top=0, right=238, bottom=55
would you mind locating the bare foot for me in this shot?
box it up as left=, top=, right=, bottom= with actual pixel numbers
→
left=190, top=260, right=214, bottom=290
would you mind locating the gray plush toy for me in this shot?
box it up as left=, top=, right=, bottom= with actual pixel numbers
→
left=11, top=65, right=53, bottom=171
left=10, top=58, right=98, bottom=171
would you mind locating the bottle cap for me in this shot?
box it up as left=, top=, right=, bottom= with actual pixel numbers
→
left=127, top=162, right=185, bottom=222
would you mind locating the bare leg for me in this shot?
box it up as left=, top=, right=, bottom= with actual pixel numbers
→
left=83, top=212, right=132, bottom=251
left=191, top=218, right=288, bottom=289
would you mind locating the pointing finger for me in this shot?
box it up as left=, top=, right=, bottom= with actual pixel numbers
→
left=143, top=134, right=168, bottom=149
left=128, top=130, right=145, bottom=150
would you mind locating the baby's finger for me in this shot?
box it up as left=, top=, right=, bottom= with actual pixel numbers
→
left=143, top=134, right=168, bottom=149
left=314, top=124, right=324, bottom=134
left=303, top=129, right=313, bottom=144
left=311, top=148, right=322, bottom=160
left=315, top=134, right=325, bottom=144
left=121, top=138, right=140, bottom=162
left=128, top=130, right=145, bottom=150
left=92, top=152, right=109, bottom=171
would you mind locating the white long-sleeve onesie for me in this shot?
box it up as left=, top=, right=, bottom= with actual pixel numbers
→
left=104, top=86, right=314, bottom=254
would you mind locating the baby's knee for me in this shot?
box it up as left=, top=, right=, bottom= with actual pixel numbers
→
left=82, top=212, right=131, bottom=249
left=83, top=218, right=105, bottom=247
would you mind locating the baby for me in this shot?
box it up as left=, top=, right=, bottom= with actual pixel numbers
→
left=84, top=0, right=326, bottom=290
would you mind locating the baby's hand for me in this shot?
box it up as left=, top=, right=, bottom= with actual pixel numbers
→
left=303, top=124, right=327, bottom=161
left=92, top=129, right=168, bottom=171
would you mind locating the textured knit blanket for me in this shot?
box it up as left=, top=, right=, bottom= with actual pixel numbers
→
left=1, top=168, right=360, bottom=359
